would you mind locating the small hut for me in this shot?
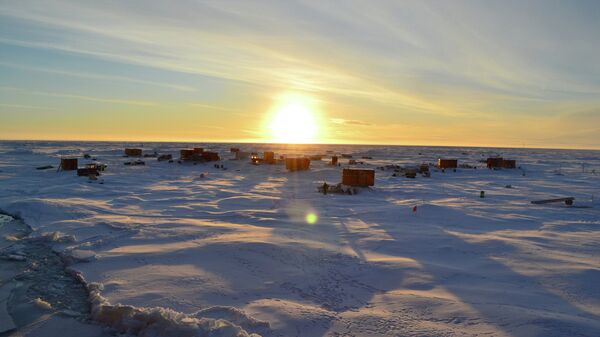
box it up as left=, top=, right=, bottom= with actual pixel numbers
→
left=201, top=151, right=220, bottom=161
left=404, top=168, right=417, bottom=179
left=285, top=158, right=310, bottom=171
left=502, top=159, right=517, bottom=169
left=487, top=157, right=504, bottom=169
left=77, top=164, right=100, bottom=177
left=180, top=149, right=195, bottom=160
left=124, top=148, right=143, bottom=157
left=342, top=168, right=375, bottom=187
left=438, top=159, right=458, bottom=169
left=60, top=158, right=78, bottom=171
left=264, top=151, right=275, bottom=164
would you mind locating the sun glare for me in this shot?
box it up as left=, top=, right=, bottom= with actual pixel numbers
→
left=267, top=93, right=321, bottom=144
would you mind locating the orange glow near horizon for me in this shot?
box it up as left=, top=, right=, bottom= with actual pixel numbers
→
left=266, top=93, right=322, bottom=144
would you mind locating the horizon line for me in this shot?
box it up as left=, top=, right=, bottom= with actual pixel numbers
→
left=1, top=138, right=599, bottom=152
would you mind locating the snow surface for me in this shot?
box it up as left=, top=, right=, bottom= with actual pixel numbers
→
left=1, top=141, right=600, bottom=337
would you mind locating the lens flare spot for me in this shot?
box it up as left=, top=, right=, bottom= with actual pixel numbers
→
left=305, top=212, right=318, bottom=224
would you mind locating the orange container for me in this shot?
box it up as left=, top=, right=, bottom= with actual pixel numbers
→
left=502, top=159, right=516, bottom=169
left=285, top=158, right=310, bottom=171
left=201, top=151, right=220, bottom=161
left=342, top=168, right=375, bottom=187
left=60, top=158, right=78, bottom=171
left=180, top=149, right=195, bottom=160
left=487, top=157, right=504, bottom=168
left=124, top=148, right=142, bottom=157
left=77, top=167, right=99, bottom=176
left=264, top=151, right=275, bottom=164
left=438, top=159, right=458, bottom=169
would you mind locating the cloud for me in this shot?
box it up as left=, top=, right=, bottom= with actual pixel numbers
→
left=330, top=118, right=372, bottom=126
left=0, top=86, right=157, bottom=106
left=0, top=61, right=195, bottom=92
left=0, top=103, right=57, bottom=111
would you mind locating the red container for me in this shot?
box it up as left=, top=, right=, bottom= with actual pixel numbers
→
left=124, top=148, right=142, bottom=157
left=285, top=158, right=310, bottom=171
left=342, top=168, right=375, bottom=187
left=201, top=151, right=220, bottom=161
left=77, top=167, right=99, bottom=176
left=180, top=149, right=195, bottom=160
left=487, top=157, right=504, bottom=168
left=502, top=159, right=516, bottom=169
left=60, top=158, right=78, bottom=171
left=264, top=151, right=275, bottom=164
left=193, top=147, right=204, bottom=154
left=438, top=159, right=458, bottom=169
left=331, top=156, right=338, bottom=165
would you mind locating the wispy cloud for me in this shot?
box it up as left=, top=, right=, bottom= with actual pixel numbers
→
left=0, top=86, right=157, bottom=106
left=0, top=103, right=57, bottom=111
left=0, top=61, right=195, bottom=92
left=187, top=103, right=241, bottom=114
left=330, top=118, right=372, bottom=126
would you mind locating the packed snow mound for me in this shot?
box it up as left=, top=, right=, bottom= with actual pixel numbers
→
left=0, top=213, right=13, bottom=224
left=194, top=306, right=270, bottom=330
left=87, top=283, right=261, bottom=337
left=37, top=231, right=76, bottom=243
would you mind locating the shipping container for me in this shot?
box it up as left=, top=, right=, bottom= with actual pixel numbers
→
left=180, top=149, right=195, bottom=160
left=264, top=151, right=275, bottom=164
left=342, top=168, right=375, bottom=187
left=201, top=151, right=220, bottom=161
left=60, top=158, right=78, bottom=171
left=77, top=167, right=99, bottom=176
left=487, top=157, right=504, bottom=168
left=502, top=159, right=516, bottom=169
left=438, top=159, right=458, bottom=169
left=124, top=148, right=142, bottom=157
left=285, top=157, right=310, bottom=171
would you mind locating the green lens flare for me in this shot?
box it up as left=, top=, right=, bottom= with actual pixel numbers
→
left=305, top=212, right=318, bottom=224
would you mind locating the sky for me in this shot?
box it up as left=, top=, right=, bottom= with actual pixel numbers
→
left=1, top=0, right=599, bottom=149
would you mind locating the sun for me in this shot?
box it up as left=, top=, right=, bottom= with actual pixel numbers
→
left=267, top=93, right=321, bottom=144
